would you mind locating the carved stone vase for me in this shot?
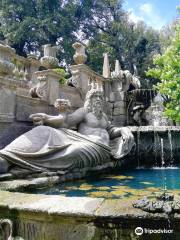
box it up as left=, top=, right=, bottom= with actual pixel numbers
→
left=40, top=44, right=59, bottom=69
left=72, top=42, right=87, bottom=65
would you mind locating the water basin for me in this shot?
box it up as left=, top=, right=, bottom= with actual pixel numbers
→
left=26, top=168, right=180, bottom=199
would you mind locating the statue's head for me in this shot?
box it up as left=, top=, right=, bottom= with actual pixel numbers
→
left=54, top=99, right=71, bottom=112
left=84, top=89, right=104, bottom=119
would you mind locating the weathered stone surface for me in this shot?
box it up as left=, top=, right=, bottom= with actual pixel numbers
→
left=0, top=123, right=11, bottom=134
left=0, top=87, right=15, bottom=122
left=59, top=85, right=83, bottom=108
left=114, top=101, right=126, bottom=108
left=1, top=190, right=180, bottom=239
left=0, top=123, right=33, bottom=149
left=70, top=64, right=104, bottom=97
left=109, top=91, right=126, bottom=102
left=0, top=191, right=104, bottom=216
left=32, top=70, right=60, bottom=105
left=103, top=53, right=110, bottom=78
left=15, top=220, right=96, bottom=240
left=16, top=95, right=57, bottom=122
left=113, top=107, right=126, bottom=116
left=0, top=43, right=15, bottom=75
left=111, top=80, right=123, bottom=92
left=112, top=115, right=127, bottom=126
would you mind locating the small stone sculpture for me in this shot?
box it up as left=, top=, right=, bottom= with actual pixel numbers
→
left=0, top=219, right=24, bottom=240
left=72, top=42, right=87, bottom=64
left=0, top=87, right=134, bottom=176
left=133, top=192, right=180, bottom=214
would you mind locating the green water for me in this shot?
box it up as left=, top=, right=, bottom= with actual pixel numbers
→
left=34, top=168, right=180, bottom=199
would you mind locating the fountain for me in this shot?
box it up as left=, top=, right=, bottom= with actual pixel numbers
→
left=0, top=41, right=180, bottom=239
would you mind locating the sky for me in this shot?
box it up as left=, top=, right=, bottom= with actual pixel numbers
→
left=123, top=0, right=179, bottom=30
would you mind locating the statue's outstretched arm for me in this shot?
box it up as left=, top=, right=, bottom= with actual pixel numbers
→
left=67, top=107, right=87, bottom=126
left=30, top=113, right=65, bottom=128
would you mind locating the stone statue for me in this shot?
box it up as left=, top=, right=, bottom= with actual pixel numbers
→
left=0, top=88, right=134, bottom=175
left=0, top=218, right=24, bottom=240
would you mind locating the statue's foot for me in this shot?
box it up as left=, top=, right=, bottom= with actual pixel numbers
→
left=0, top=157, right=9, bottom=174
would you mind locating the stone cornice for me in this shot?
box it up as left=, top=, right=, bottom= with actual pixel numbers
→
left=70, top=64, right=112, bottom=82
left=34, top=69, right=60, bottom=79
left=0, top=76, right=29, bottom=89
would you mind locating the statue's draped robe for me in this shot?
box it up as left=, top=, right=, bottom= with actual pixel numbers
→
left=0, top=126, right=134, bottom=173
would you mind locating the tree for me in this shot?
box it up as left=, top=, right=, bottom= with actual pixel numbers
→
left=78, top=0, right=161, bottom=85
left=0, top=0, right=161, bottom=82
left=146, top=24, right=180, bottom=122
left=0, top=0, right=81, bottom=63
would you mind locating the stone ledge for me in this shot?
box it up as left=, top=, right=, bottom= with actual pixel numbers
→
left=0, top=191, right=104, bottom=218
left=129, top=126, right=180, bottom=132
left=0, top=190, right=180, bottom=221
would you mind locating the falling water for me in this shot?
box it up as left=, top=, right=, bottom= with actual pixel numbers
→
left=136, top=129, right=140, bottom=168
left=153, top=130, right=160, bottom=167
left=160, top=138, right=167, bottom=191
left=161, top=138, right=165, bottom=167
left=168, top=130, right=174, bottom=166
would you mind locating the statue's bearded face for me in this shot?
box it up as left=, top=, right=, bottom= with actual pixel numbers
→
left=91, top=93, right=103, bottom=119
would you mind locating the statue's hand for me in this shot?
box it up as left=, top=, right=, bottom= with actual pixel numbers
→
left=29, top=113, right=48, bottom=126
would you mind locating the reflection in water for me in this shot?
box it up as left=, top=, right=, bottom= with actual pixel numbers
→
left=28, top=169, right=180, bottom=199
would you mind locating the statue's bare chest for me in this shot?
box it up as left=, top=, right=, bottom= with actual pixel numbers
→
left=85, top=113, right=107, bottom=128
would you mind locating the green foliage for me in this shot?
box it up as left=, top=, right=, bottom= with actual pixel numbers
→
left=0, top=0, right=166, bottom=87
left=79, top=0, right=161, bottom=85
left=53, top=68, right=67, bottom=85
left=0, top=0, right=80, bottom=63
left=146, top=24, right=180, bottom=122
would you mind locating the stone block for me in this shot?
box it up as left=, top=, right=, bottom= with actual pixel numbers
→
left=113, top=107, right=126, bottom=116
left=104, top=102, right=113, bottom=115
left=112, top=115, right=127, bottom=126
left=59, top=85, right=83, bottom=108
left=33, top=70, right=60, bottom=105
left=111, top=80, right=122, bottom=92
left=109, top=91, right=126, bottom=102
left=114, top=101, right=126, bottom=108
left=0, top=87, right=15, bottom=123
left=16, top=96, right=57, bottom=122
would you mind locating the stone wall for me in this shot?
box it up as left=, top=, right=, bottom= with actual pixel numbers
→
left=0, top=191, right=179, bottom=240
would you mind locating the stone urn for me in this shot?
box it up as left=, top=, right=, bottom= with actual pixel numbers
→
left=72, top=42, right=87, bottom=64
left=0, top=43, right=15, bottom=75
left=40, top=44, right=59, bottom=69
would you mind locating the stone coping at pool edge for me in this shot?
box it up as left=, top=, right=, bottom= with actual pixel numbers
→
left=1, top=190, right=180, bottom=220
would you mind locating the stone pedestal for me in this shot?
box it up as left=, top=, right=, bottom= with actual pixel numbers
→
left=31, top=70, right=60, bottom=105
left=27, top=54, right=40, bottom=84
left=70, top=64, right=104, bottom=97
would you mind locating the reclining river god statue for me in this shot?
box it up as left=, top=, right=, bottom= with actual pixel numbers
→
left=0, top=88, right=135, bottom=175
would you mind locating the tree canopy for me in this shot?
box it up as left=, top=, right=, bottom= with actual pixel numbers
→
left=0, top=0, right=162, bottom=85
left=147, top=24, right=180, bottom=123
left=0, top=0, right=81, bottom=62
